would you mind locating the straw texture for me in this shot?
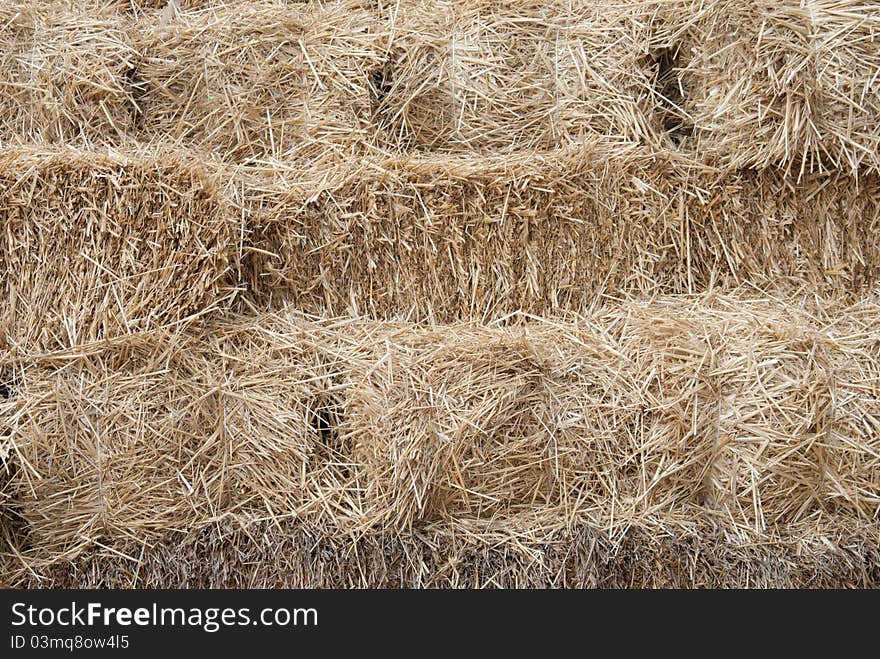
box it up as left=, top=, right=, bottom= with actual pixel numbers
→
left=373, top=0, right=659, bottom=153
left=16, top=519, right=880, bottom=588
left=2, top=0, right=879, bottom=589
left=0, top=2, right=138, bottom=146
left=3, top=294, right=878, bottom=585
left=134, top=0, right=385, bottom=165
left=655, top=0, right=880, bottom=175
left=239, top=145, right=880, bottom=321
left=0, top=146, right=238, bottom=351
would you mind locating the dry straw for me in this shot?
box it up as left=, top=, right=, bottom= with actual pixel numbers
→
left=1, top=1, right=387, bottom=164
left=238, top=143, right=880, bottom=322
left=132, top=0, right=386, bottom=165
left=343, top=294, right=880, bottom=530
left=373, top=0, right=661, bottom=153
left=3, top=292, right=878, bottom=584
left=0, top=146, right=239, bottom=352
left=12, top=519, right=880, bottom=588
left=654, top=0, right=880, bottom=176
left=3, top=1, right=878, bottom=174
left=0, top=1, right=138, bottom=146
left=2, top=0, right=879, bottom=589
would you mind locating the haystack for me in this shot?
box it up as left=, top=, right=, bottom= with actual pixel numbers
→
left=3, top=293, right=878, bottom=585
left=0, top=1, right=138, bottom=146
left=133, top=0, right=386, bottom=164
left=0, top=146, right=238, bottom=352
left=3, top=0, right=879, bottom=591
left=374, top=0, right=659, bottom=153
left=655, top=0, right=880, bottom=175
left=239, top=143, right=880, bottom=321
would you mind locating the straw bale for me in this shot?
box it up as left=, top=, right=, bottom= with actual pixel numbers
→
left=0, top=2, right=138, bottom=146
left=654, top=0, right=880, bottom=175
left=343, top=295, right=880, bottom=530
left=133, top=0, right=386, bottom=164
left=0, top=320, right=358, bottom=563
left=0, top=146, right=238, bottom=352
left=240, top=145, right=880, bottom=321
left=3, top=0, right=878, bottom=592
left=9, top=518, right=879, bottom=588
left=374, top=0, right=659, bottom=153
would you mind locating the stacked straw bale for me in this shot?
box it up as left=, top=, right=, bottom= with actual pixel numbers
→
left=0, top=328, right=343, bottom=562
left=2, top=293, right=878, bottom=585
left=5, top=0, right=877, bottom=174
left=655, top=0, right=880, bottom=175
left=373, top=0, right=660, bottom=153
left=239, top=144, right=880, bottom=321
left=2, top=0, right=879, bottom=590
left=0, top=2, right=138, bottom=146
left=1, top=1, right=386, bottom=164
left=0, top=146, right=238, bottom=352
left=133, top=0, right=386, bottom=164
left=100, top=1, right=314, bottom=10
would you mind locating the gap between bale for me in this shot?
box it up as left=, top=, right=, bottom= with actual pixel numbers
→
left=648, top=44, right=693, bottom=146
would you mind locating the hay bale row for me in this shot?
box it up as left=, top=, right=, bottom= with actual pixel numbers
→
left=10, top=519, right=880, bottom=588
left=341, top=295, right=880, bottom=529
left=3, top=142, right=878, bottom=352
left=2, top=1, right=877, bottom=172
left=375, top=0, right=880, bottom=172
left=240, top=144, right=880, bottom=321
left=97, top=0, right=320, bottom=10
left=2, top=293, right=878, bottom=577
left=0, top=145, right=238, bottom=352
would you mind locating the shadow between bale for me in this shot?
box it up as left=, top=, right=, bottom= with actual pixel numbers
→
left=648, top=44, right=693, bottom=146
